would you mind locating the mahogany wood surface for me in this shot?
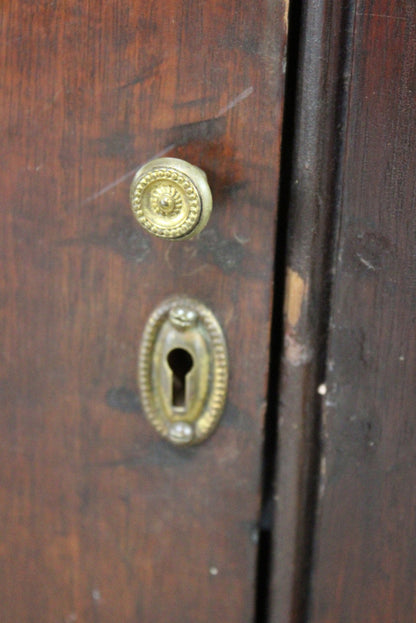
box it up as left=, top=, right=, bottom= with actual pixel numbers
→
left=306, top=2, right=416, bottom=622
left=0, top=2, right=287, bottom=621
left=270, top=1, right=349, bottom=621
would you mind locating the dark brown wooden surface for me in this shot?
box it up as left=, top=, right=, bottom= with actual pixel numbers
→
left=270, top=1, right=349, bottom=621
left=306, top=1, right=416, bottom=622
left=0, top=2, right=288, bottom=622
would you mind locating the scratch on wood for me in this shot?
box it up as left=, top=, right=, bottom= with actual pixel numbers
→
left=223, top=305, right=235, bottom=329
left=233, top=231, right=250, bottom=245
left=163, top=242, right=209, bottom=276
left=81, top=167, right=139, bottom=205
left=217, top=87, right=254, bottom=116
left=359, top=12, right=406, bottom=22
left=81, top=144, right=175, bottom=205
left=357, top=253, right=376, bottom=271
left=284, top=267, right=307, bottom=327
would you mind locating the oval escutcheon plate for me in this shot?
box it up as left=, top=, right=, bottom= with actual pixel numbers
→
left=139, top=296, right=228, bottom=445
left=139, top=296, right=228, bottom=446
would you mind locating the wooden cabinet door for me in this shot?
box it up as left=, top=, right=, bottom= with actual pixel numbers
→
left=0, top=2, right=288, bottom=622
left=306, top=3, right=416, bottom=622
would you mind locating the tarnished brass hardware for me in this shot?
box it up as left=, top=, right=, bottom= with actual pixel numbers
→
left=139, top=296, right=228, bottom=446
left=130, top=157, right=212, bottom=240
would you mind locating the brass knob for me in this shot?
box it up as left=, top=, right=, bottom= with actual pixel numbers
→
left=130, top=157, right=212, bottom=240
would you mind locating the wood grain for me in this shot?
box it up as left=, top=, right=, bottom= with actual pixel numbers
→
left=270, top=1, right=350, bottom=620
left=306, top=1, right=416, bottom=622
left=0, top=2, right=287, bottom=622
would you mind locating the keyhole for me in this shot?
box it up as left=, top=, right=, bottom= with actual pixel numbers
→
left=167, top=348, right=194, bottom=408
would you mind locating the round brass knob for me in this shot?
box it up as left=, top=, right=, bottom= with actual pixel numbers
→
left=130, top=157, right=212, bottom=240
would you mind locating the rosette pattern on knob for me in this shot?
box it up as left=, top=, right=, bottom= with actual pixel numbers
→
left=130, top=157, right=212, bottom=240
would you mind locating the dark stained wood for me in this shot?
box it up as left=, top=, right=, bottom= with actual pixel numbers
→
left=270, top=1, right=352, bottom=621
left=305, top=1, right=416, bottom=622
left=0, top=2, right=287, bottom=622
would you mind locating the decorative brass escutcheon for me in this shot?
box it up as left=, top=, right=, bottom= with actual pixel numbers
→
left=139, top=296, right=228, bottom=445
left=130, top=157, right=212, bottom=240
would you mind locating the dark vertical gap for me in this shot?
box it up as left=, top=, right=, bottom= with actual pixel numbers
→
left=299, top=3, right=356, bottom=618
left=253, top=1, right=304, bottom=621
left=254, top=0, right=357, bottom=621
